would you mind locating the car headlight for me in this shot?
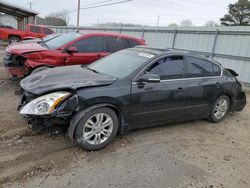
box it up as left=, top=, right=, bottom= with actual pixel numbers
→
left=20, top=91, right=71, bottom=115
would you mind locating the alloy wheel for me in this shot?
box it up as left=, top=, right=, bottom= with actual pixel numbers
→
left=214, top=99, right=228, bottom=120
left=82, top=113, right=113, bottom=145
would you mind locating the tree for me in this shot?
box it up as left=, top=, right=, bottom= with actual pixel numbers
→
left=180, top=19, right=193, bottom=27
left=204, top=20, right=219, bottom=27
left=220, top=0, right=250, bottom=26
left=47, top=9, right=70, bottom=25
left=37, top=16, right=67, bottom=26
left=168, top=23, right=179, bottom=27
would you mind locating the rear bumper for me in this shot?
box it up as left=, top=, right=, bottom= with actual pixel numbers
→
left=231, top=92, right=246, bottom=112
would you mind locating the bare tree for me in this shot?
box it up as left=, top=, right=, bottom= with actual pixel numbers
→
left=180, top=19, right=193, bottom=27
left=204, top=20, right=219, bottom=27
left=47, top=9, right=70, bottom=25
left=168, top=23, right=179, bottom=27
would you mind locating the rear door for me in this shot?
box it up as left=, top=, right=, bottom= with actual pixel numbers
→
left=104, top=36, right=130, bottom=53
left=65, top=36, right=109, bottom=66
left=185, top=56, right=223, bottom=118
left=130, top=55, right=187, bottom=128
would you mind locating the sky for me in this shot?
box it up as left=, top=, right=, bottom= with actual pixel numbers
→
left=5, top=0, right=236, bottom=26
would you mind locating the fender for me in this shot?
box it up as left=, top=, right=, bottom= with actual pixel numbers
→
left=25, top=59, right=54, bottom=69
left=67, top=103, right=128, bottom=141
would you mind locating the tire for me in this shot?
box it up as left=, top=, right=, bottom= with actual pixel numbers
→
left=31, top=66, right=51, bottom=74
left=209, top=95, right=230, bottom=123
left=9, top=36, right=20, bottom=44
left=75, top=107, right=119, bottom=151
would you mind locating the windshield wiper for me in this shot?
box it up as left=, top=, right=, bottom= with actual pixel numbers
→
left=40, top=42, right=49, bottom=49
left=85, top=67, right=100, bottom=74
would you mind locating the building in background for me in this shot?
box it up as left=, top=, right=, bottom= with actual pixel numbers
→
left=0, top=13, right=17, bottom=28
left=0, top=0, right=38, bottom=30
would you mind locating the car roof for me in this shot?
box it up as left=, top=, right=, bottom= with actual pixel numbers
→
left=133, top=46, right=217, bottom=62
left=78, top=31, right=143, bottom=40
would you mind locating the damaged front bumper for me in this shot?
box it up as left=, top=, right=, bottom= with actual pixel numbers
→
left=18, top=91, right=79, bottom=134
left=3, top=53, right=28, bottom=78
left=22, top=114, right=70, bottom=134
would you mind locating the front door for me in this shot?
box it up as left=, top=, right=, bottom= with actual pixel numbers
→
left=130, top=56, right=187, bottom=128
left=65, top=36, right=109, bottom=66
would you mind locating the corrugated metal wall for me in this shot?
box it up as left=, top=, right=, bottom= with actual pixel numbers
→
left=49, top=26, right=250, bottom=85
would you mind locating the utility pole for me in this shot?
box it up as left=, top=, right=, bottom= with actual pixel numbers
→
left=156, top=15, right=160, bottom=27
left=156, top=15, right=160, bottom=33
left=28, top=1, right=33, bottom=9
left=77, top=0, right=80, bottom=26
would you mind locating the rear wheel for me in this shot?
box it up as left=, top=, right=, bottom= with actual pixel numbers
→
left=9, top=36, right=20, bottom=44
left=209, top=95, right=230, bottom=123
left=75, top=107, right=119, bottom=151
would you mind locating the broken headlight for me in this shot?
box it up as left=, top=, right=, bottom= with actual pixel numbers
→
left=20, top=91, right=71, bottom=115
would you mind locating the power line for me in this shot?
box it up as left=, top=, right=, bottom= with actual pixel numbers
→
left=67, top=0, right=114, bottom=13
left=66, top=0, right=132, bottom=15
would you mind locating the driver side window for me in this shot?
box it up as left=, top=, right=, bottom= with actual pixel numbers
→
left=146, top=56, right=185, bottom=80
left=73, top=37, right=104, bottom=53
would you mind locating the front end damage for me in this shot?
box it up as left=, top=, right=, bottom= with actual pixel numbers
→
left=18, top=91, right=79, bottom=134
left=3, top=52, right=29, bottom=78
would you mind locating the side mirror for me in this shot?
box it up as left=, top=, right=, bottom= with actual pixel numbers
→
left=137, top=73, right=160, bottom=83
left=66, top=46, right=78, bottom=53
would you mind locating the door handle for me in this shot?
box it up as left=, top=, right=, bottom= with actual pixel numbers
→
left=175, top=87, right=184, bottom=93
left=96, top=54, right=102, bottom=58
left=216, top=82, right=222, bottom=88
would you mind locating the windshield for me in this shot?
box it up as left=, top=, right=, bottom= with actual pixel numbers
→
left=42, top=34, right=59, bottom=41
left=45, top=33, right=81, bottom=49
left=88, top=49, right=153, bottom=78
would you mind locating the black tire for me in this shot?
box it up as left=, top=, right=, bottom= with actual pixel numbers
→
left=31, top=66, right=51, bottom=74
left=209, top=95, right=230, bottom=123
left=9, top=36, right=20, bottom=44
left=75, top=107, right=119, bottom=151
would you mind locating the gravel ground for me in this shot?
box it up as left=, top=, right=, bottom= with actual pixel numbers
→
left=0, top=48, right=249, bottom=188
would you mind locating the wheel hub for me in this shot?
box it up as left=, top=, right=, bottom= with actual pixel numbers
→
left=82, top=113, right=113, bottom=145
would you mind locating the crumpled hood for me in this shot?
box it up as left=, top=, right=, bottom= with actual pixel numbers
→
left=6, top=42, right=48, bottom=55
left=20, top=65, right=117, bottom=95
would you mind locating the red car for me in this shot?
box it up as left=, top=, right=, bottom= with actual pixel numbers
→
left=4, top=32, right=145, bottom=78
left=0, top=24, right=54, bottom=44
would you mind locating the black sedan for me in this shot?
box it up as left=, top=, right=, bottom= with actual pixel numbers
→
left=19, top=46, right=246, bottom=150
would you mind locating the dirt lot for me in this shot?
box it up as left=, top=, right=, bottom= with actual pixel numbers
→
left=0, top=47, right=249, bottom=188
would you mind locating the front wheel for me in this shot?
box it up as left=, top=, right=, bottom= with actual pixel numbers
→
left=9, top=36, right=20, bottom=44
left=209, top=95, right=230, bottom=123
left=75, top=107, right=119, bottom=151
